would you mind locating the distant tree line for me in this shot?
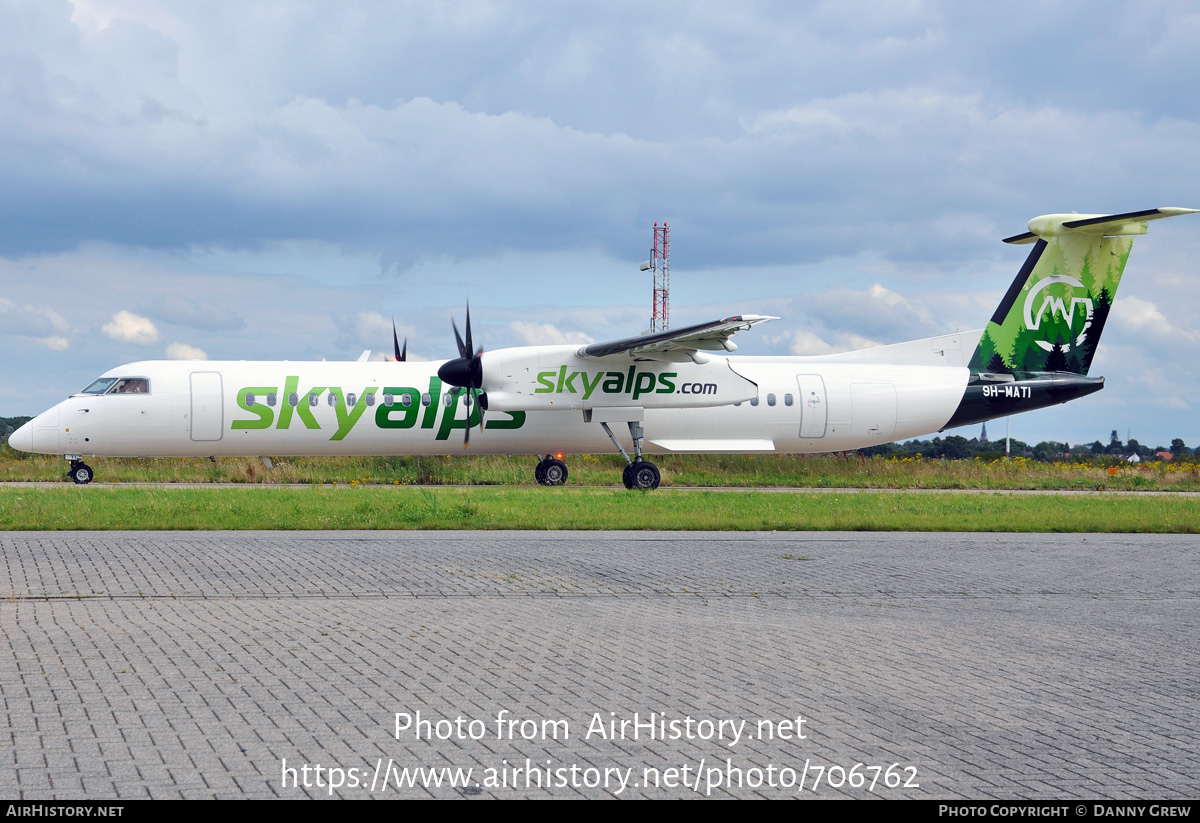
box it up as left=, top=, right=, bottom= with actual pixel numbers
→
left=0, top=416, right=32, bottom=441
left=858, top=429, right=1198, bottom=462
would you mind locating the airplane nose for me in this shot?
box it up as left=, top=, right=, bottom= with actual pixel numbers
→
left=8, top=420, right=34, bottom=453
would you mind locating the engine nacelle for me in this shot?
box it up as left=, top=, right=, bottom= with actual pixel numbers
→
left=481, top=346, right=758, bottom=411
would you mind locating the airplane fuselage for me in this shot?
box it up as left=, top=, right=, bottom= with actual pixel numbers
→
left=14, top=352, right=1026, bottom=459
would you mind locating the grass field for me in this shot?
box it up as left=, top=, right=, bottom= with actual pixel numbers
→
left=5, top=446, right=1196, bottom=532
left=4, top=445, right=1200, bottom=491
left=1, top=485, right=1196, bottom=532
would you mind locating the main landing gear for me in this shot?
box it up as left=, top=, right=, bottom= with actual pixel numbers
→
left=67, top=458, right=94, bottom=485
left=534, top=455, right=568, bottom=486
left=601, top=420, right=661, bottom=491
left=622, top=460, right=661, bottom=491
left=534, top=421, right=662, bottom=490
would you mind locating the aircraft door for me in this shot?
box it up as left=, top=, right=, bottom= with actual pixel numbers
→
left=190, top=372, right=224, bottom=441
left=795, top=374, right=827, bottom=438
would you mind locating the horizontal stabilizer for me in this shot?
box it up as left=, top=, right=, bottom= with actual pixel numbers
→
left=1003, top=207, right=1199, bottom=244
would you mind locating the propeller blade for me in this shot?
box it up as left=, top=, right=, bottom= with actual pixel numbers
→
left=462, top=386, right=484, bottom=448
left=439, top=302, right=485, bottom=391
left=472, top=387, right=485, bottom=432
left=463, top=389, right=472, bottom=447
left=451, top=316, right=466, bottom=358
left=464, top=300, right=473, bottom=356
left=392, top=318, right=406, bottom=362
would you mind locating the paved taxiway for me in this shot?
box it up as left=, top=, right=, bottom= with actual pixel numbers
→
left=2, top=531, right=1197, bottom=799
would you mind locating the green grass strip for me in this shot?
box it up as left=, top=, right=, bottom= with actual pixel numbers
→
left=1, top=486, right=1196, bottom=532
left=5, top=448, right=1200, bottom=490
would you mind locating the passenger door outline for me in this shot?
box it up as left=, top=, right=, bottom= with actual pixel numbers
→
left=190, top=372, right=224, bottom=442
left=795, top=374, right=827, bottom=438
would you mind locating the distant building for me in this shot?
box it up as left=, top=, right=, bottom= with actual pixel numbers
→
left=980, top=422, right=988, bottom=443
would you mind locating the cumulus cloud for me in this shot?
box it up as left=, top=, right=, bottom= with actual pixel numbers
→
left=790, top=283, right=942, bottom=346
left=148, top=293, right=245, bottom=331
left=165, top=342, right=208, bottom=360
left=1112, top=296, right=1200, bottom=344
left=768, top=328, right=883, bottom=356
left=333, top=310, right=413, bottom=351
left=509, top=321, right=594, bottom=346
left=781, top=330, right=837, bottom=356
left=102, top=311, right=161, bottom=345
left=0, top=298, right=72, bottom=349
left=3, top=1, right=1196, bottom=271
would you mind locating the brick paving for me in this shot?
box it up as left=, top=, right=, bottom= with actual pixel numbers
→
left=1, top=531, right=1196, bottom=799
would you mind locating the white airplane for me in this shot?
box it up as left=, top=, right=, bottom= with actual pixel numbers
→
left=9, top=207, right=1196, bottom=489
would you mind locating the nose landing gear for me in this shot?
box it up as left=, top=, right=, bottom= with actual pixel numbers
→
left=67, top=459, right=94, bottom=485
left=534, top=456, right=569, bottom=486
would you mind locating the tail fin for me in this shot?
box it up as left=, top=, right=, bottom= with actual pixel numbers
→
left=968, top=207, right=1197, bottom=376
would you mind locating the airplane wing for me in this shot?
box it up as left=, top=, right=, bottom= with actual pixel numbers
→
left=577, top=315, right=777, bottom=362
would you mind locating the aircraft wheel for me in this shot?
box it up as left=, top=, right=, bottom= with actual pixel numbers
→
left=534, top=460, right=548, bottom=485
left=70, top=463, right=94, bottom=485
left=625, top=460, right=660, bottom=491
left=541, top=458, right=568, bottom=486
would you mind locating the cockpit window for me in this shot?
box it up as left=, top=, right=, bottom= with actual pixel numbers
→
left=81, top=378, right=119, bottom=394
left=80, top=377, right=150, bottom=395
left=112, top=378, right=150, bottom=394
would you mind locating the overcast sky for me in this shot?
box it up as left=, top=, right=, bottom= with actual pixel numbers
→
left=2, top=0, right=1199, bottom=447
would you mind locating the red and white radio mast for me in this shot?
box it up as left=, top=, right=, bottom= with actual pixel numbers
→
left=648, top=222, right=670, bottom=332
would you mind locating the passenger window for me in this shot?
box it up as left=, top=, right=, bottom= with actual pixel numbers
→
left=347, top=392, right=357, bottom=407
left=750, top=397, right=759, bottom=406
left=421, top=393, right=431, bottom=407
left=767, top=393, right=776, bottom=406
left=267, top=393, right=277, bottom=407
left=365, top=393, right=375, bottom=406
left=442, top=393, right=453, bottom=406
left=245, top=392, right=256, bottom=407
left=383, top=394, right=394, bottom=407
left=308, top=393, right=319, bottom=407
left=289, top=393, right=298, bottom=407
left=327, top=392, right=338, bottom=407
left=400, top=393, right=412, bottom=407
left=463, top=393, right=472, bottom=407
left=785, top=393, right=793, bottom=406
